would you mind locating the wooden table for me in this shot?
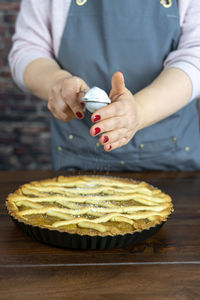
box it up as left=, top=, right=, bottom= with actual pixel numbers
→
left=0, top=171, right=200, bottom=300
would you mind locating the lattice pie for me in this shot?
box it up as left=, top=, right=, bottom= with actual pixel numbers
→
left=6, top=176, right=173, bottom=237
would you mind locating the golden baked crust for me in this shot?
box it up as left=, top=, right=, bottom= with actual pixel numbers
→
left=6, top=175, right=173, bottom=237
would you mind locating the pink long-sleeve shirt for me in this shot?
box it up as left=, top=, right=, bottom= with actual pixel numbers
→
left=9, top=0, right=200, bottom=100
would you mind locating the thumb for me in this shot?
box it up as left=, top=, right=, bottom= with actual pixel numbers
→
left=109, top=71, right=126, bottom=101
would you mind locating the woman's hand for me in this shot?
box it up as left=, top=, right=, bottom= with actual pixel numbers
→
left=48, top=75, right=89, bottom=122
left=90, top=71, right=143, bottom=151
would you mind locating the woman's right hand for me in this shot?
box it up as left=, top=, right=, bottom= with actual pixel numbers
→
left=48, top=75, right=90, bottom=122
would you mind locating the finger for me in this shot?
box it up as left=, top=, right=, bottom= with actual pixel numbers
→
left=50, top=85, right=76, bottom=120
left=109, top=71, right=126, bottom=101
left=104, top=137, right=130, bottom=152
left=77, top=89, right=88, bottom=112
left=90, top=116, right=126, bottom=137
left=48, top=100, right=75, bottom=122
left=77, top=81, right=90, bottom=112
left=61, top=77, right=84, bottom=119
left=98, top=128, right=129, bottom=145
left=91, top=100, right=128, bottom=123
left=61, top=77, right=89, bottom=119
left=48, top=89, right=75, bottom=121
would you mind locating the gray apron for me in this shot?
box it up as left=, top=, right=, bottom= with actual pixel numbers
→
left=51, top=0, right=200, bottom=171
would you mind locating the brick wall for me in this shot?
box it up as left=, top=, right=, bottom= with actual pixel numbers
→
left=0, top=0, right=51, bottom=170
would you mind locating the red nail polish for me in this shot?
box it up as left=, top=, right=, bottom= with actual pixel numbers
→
left=93, top=115, right=101, bottom=122
left=94, top=127, right=101, bottom=135
left=108, top=145, right=112, bottom=151
left=76, top=112, right=83, bottom=119
left=104, top=136, right=109, bottom=143
left=81, top=102, right=85, bottom=108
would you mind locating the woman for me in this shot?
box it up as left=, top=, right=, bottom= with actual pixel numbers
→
left=9, top=0, right=200, bottom=171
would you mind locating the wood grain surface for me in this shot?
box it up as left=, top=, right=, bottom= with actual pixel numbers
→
left=0, top=171, right=200, bottom=300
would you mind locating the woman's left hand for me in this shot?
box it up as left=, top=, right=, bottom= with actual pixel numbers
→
left=90, top=71, right=143, bottom=151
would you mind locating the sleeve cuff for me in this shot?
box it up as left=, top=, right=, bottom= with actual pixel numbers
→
left=164, top=61, right=200, bottom=101
left=12, top=52, right=54, bottom=93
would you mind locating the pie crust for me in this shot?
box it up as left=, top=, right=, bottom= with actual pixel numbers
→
left=6, top=175, right=173, bottom=237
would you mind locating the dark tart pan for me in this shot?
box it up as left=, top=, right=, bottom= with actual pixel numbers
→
left=10, top=215, right=165, bottom=250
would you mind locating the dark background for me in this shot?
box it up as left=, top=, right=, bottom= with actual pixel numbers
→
left=0, top=0, right=51, bottom=170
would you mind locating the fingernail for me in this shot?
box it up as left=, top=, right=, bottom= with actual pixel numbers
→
left=103, top=136, right=109, bottom=143
left=118, top=71, right=124, bottom=76
left=108, top=145, right=112, bottom=151
left=93, top=115, right=101, bottom=122
left=76, top=112, right=83, bottom=119
left=81, top=102, right=85, bottom=109
left=94, top=127, right=101, bottom=135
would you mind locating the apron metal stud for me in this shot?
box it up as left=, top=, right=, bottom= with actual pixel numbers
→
left=160, top=0, right=172, bottom=8
left=57, top=146, right=63, bottom=152
left=185, top=146, right=190, bottom=152
left=140, top=144, right=145, bottom=149
left=76, top=0, right=87, bottom=6
left=120, top=161, right=125, bottom=166
left=96, top=142, right=100, bottom=148
left=69, top=134, right=74, bottom=140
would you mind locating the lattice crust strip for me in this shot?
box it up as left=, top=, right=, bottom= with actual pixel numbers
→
left=7, top=176, right=173, bottom=234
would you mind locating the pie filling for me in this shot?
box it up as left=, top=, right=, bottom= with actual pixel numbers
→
left=6, top=175, right=173, bottom=236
